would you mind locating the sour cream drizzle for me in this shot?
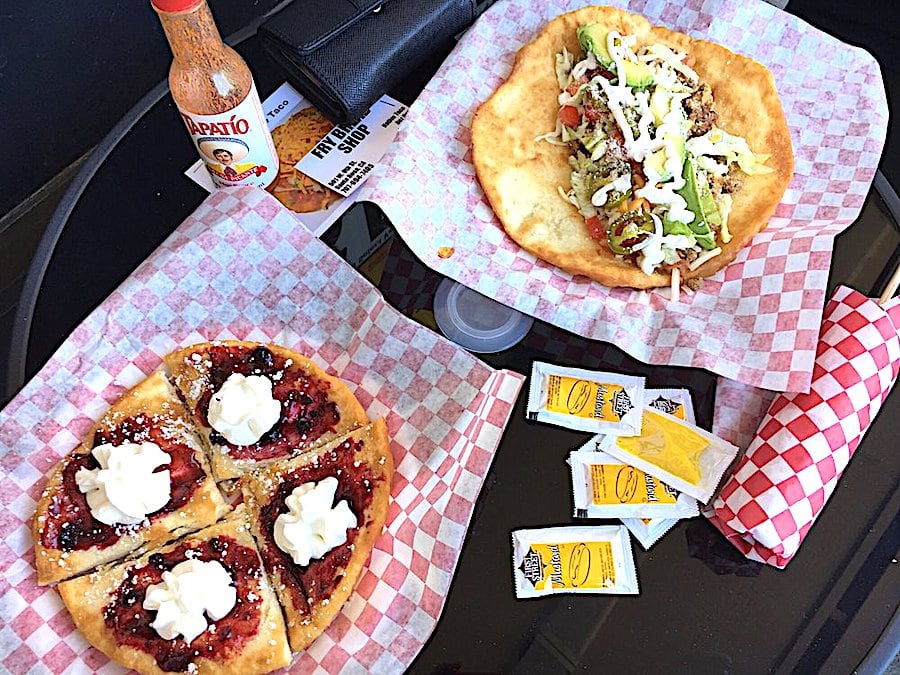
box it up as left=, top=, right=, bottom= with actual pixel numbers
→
left=639, top=44, right=699, bottom=83
left=571, top=50, right=598, bottom=80
left=588, top=36, right=697, bottom=228
left=632, top=213, right=696, bottom=275
left=591, top=174, right=632, bottom=206
left=601, top=33, right=662, bottom=162
left=636, top=104, right=694, bottom=224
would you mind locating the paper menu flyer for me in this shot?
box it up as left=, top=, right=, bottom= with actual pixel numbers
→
left=185, top=82, right=406, bottom=236
left=295, top=97, right=408, bottom=196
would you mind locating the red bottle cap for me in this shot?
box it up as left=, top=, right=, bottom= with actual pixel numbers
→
left=151, top=0, right=202, bottom=12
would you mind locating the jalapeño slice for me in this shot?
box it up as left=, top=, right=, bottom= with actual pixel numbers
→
left=606, top=210, right=654, bottom=255
left=605, top=188, right=632, bottom=209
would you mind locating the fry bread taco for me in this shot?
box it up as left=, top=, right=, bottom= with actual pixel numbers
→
left=268, top=107, right=342, bottom=213
left=472, top=6, right=793, bottom=290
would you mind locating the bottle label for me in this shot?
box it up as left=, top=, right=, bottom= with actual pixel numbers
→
left=178, top=82, right=279, bottom=189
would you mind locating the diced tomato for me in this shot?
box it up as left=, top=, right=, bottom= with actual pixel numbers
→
left=585, top=215, right=605, bottom=241
left=558, top=105, right=580, bottom=128
left=608, top=126, right=625, bottom=145
left=583, top=104, right=603, bottom=123
left=565, top=76, right=588, bottom=95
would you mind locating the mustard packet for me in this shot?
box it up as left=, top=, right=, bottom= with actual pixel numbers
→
left=598, top=408, right=739, bottom=503
left=526, top=362, right=645, bottom=435
left=645, top=388, right=695, bottom=424
left=569, top=448, right=699, bottom=519
left=622, top=517, right=680, bottom=550
left=512, top=526, right=639, bottom=598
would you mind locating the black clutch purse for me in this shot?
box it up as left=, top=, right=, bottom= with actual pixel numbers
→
left=258, top=0, right=477, bottom=125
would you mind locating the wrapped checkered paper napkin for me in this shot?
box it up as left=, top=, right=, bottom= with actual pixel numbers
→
left=356, top=0, right=888, bottom=393
left=706, top=285, right=900, bottom=568
left=0, top=187, right=524, bottom=673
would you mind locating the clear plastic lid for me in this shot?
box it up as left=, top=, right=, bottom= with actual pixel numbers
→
left=433, top=279, right=533, bottom=353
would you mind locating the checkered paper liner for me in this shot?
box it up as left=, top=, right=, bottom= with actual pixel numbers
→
left=357, top=0, right=888, bottom=393
left=711, top=378, right=777, bottom=453
left=705, top=286, right=900, bottom=568
left=0, top=187, right=525, bottom=674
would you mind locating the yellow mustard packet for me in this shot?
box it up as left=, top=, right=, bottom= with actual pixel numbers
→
left=526, top=362, right=645, bottom=435
left=645, top=387, right=695, bottom=424
left=569, top=448, right=698, bottom=519
left=512, top=526, right=638, bottom=598
left=610, top=388, right=695, bottom=550
left=598, top=408, right=739, bottom=504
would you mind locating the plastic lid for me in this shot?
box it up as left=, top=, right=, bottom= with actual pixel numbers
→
left=151, top=0, right=202, bottom=12
left=433, top=279, right=534, bottom=353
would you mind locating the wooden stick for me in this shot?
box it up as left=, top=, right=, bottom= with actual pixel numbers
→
left=878, top=260, right=900, bottom=306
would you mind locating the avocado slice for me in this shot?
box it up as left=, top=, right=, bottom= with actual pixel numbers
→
left=644, top=125, right=686, bottom=182
left=676, top=157, right=720, bottom=250
left=576, top=25, right=654, bottom=87
left=621, top=60, right=654, bottom=88
left=644, top=148, right=668, bottom=180
left=577, top=24, right=612, bottom=64
left=649, top=86, right=670, bottom=125
left=661, top=218, right=694, bottom=237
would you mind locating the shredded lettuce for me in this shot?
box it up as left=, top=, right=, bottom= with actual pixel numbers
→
left=696, top=155, right=728, bottom=176
left=736, top=152, right=773, bottom=176
left=686, top=127, right=774, bottom=175
left=568, top=154, right=626, bottom=217
left=556, top=48, right=573, bottom=90
left=583, top=128, right=607, bottom=156
left=569, top=170, right=602, bottom=215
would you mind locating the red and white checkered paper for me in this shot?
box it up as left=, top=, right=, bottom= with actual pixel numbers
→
left=711, top=378, right=777, bottom=453
left=0, top=187, right=525, bottom=674
left=706, top=286, right=900, bottom=568
left=357, top=0, right=888, bottom=393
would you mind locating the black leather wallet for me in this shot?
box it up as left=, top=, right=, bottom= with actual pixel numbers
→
left=258, top=0, right=477, bottom=125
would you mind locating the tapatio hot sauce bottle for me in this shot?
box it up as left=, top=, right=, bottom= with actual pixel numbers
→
left=152, top=0, right=278, bottom=189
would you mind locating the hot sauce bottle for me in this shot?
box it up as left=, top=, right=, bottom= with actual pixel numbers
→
left=152, top=0, right=278, bottom=189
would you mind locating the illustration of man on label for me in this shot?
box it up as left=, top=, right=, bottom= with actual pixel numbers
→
left=198, top=137, right=268, bottom=185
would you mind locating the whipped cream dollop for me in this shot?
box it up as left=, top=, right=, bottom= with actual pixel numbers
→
left=74, top=442, right=171, bottom=525
left=274, top=477, right=357, bottom=567
left=143, top=559, right=237, bottom=644
left=207, top=373, right=281, bottom=445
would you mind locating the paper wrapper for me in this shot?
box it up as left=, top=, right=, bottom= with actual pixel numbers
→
left=0, top=187, right=524, bottom=673
left=357, top=0, right=888, bottom=393
left=711, top=378, right=777, bottom=453
left=707, top=286, right=900, bottom=568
